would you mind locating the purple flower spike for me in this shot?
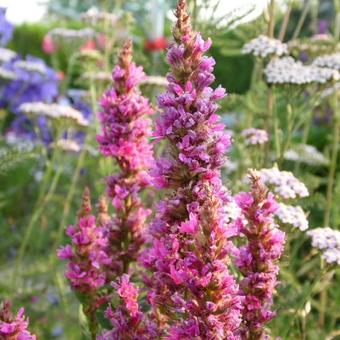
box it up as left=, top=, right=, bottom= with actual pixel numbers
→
left=140, top=0, right=242, bottom=337
left=97, top=40, right=154, bottom=279
left=58, top=187, right=111, bottom=294
left=235, top=171, right=285, bottom=339
left=98, top=275, right=160, bottom=339
left=0, top=301, right=36, bottom=340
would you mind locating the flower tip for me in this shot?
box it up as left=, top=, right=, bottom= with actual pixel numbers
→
left=77, top=186, right=92, bottom=218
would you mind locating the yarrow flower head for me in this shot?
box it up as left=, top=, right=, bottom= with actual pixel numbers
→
left=0, top=300, right=36, bottom=340
left=141, top=1, right=242, bottom=337
left=19, top=102, right=89, bottom=127
left=313, top=53, right=340, bottom=71
left=264, top=57, right=339, bottom=85
left=242, top=35, right=288, bottom=58
left=97, top=40, right=154, bottom=278
left=284, top=144, right=328, bottom=166
left=255, top=166, right=309, bottom=200
left=307, top=227, right=340, bottom=265
left=235, top=171, right=285, bottom=338
left=52, top=139, right=81, bottom=153
left=276, top=203, right=309, bottom=231
left=242, top=128, right=269, bottom=145
left=0, top=47, right=16, bottom=64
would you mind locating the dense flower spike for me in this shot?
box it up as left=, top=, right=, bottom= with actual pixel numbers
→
left=57, top=187, right=111, bottom=293
left=141, top=1, right=242, bottom=337
left=0, top=301, right=36, bottom=340
left=235, top=171, right=285, bottom=339
left=98, top=275, right=159, bottom=339
left=57, top=188, right=111, bottom=338
left=97, top=40, right=154, bottom=277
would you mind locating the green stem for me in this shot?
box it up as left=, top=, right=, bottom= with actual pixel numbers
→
left=292, top=0, right=311, bottom=40
left=278, top=0, right=292, bottom=41
left=324, top=86, right=339, bottom=227
left=267, top=0, right=276, bottom=38
left=264, top=87, right=274, bottom=166
left=284, top=267, right=329, bottom=338
left=13, top=150, right=63, bottom=286
left=50, top=81, right=98, bottom=264
left=279, top=102, right=294, bottom=166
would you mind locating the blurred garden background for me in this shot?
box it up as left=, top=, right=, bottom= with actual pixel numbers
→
left=0, top=0, right=339, bottom=339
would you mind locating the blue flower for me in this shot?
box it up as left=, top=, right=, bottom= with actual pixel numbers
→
left=0, top=8, right=13, bottom=46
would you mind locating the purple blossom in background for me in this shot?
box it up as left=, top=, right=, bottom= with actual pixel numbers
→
left=318, top=19, right=329, bottom=34
left=235, top=171, right=285, bottom=339
left=140, top=0, right=242, bottom=337
left=97, top=40, right=154, bottom=279
left=0, top=300, right=36, bottom=340
left=0, top=8, right=13, bottom=46
left=0, top=55, right=59, bottom=113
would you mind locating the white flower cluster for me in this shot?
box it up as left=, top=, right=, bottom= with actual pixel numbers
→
left=82, top=71, right=111, bottom=82
left=224, top=198, right=243, bottom=223
left=321, top=82, right=340, bottom=98
left=14, top=60, right=47, bottom=75
left=81, top=9, right=119, bottom=25
left=19, top=102, right=89, bottom=127
left=276, top=203, right=309, bottom=231
left=241, top=128, right=269, bottom=145
left=53, top=139, right=81, bottom=153
left=242, top=35, right=288, bottom=58
left=256, top=167, right=309, bottom=199
left=313, top=53, right=340, bottom=71
left=284, top=144, right=328, bottom=166
left=0, top=47, right=16, bottom=63
left=49, top=27, right=94, bottom=40
left=307, top=227, right=340, bottom=265
left=141, top=75, right=168, bottom=87
left=264, top=57, right=339, bottom=85
left=0, top=67, right=17, bottom=80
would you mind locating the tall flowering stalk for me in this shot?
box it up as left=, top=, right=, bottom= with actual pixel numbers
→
left=97, top=40, right=154, bottom=278
left=57, top=187, right=111, bottom=339
left=141, top=0, right=242, bottom=337
left=235, top=171, right=285, bottom=339
left=0, top=301, right=36, bottom=340
left=98, top=274, right=158, bottom=339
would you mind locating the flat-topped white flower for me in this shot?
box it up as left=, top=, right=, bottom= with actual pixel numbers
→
left=53, top=139, right=81, bottom=153
left=81, top=9, right=119, bottom=25
left=19, top=102, right=89, bottom=127
left=0, top=47, right=17, bottom=63
left=276, top=203, right=309, bottom=231
left=264, top=57, right=339, bottom=85
left=313, top=53, right=340, bottom=71
left=241, top=128, right=268, bottom=145
left=307, top=227, right=340, bottom=250
left=323, top=248, right=340, bottom=265
left=141, top=75, right=168, bottom=87
left=254, top=166, right=309, bottom=199
left=82, top=71, right=111, bottom=82
left=307, top=227, right=340, bottom=265
left=0, top=67, right=17, bottom=80
left=49, top=27, right=94, bottom=40
left=224, top=197, right=243, bottom=223
left=242, top=35, right=288, bottom=58
left=14, top=60, right=47, bottom=75
left=284, top=144, right=328, bottom=166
